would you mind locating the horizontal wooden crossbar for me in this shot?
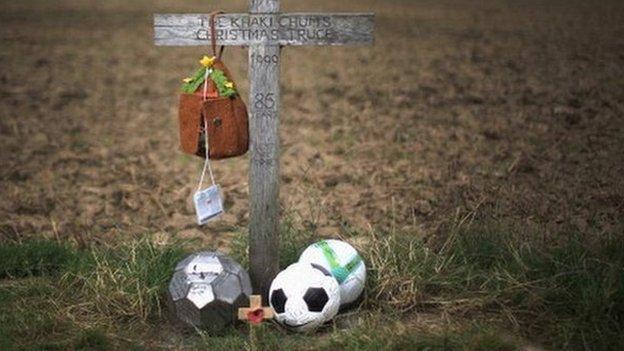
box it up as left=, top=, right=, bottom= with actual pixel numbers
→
left=154, top=13, right=374, bottom=46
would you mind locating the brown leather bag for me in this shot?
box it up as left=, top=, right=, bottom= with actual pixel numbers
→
left=178, top=13, right=249, bottom=159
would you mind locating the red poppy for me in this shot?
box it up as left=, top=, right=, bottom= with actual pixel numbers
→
left=246, top=308, right=265, bottom=324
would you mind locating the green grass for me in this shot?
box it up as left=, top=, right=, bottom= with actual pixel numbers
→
left=193, top=318, right=519, bottom=351
left=0, top=219, right=622, bottom=350
left=0, top=238, right=186, bottom=350
left=0, top=240, right=81, bottom=278
left=447, top=223, right=624, bottom=349
left=366, top=221, right=624, bottom=349
left=321, top=321, right=519, bottom=351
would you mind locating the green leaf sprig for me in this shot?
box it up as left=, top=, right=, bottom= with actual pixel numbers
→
left=209, top=69, right=237, bottom=98
left=180, top=55, right=237, bottom=98
left=181, top=67, right=208, bottom=94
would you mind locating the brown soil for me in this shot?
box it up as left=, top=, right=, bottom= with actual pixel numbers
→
left=1, top=0, right=623, bottom=249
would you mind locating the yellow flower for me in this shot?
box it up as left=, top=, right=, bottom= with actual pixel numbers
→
left=224, top=81, right=234, bottom=89
left=199, top=55, right=216, bottom=68
left=182, top=77, right=193, bottom=83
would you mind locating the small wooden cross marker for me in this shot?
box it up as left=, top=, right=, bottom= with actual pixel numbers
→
left=238, top=295, right=274, bottom=325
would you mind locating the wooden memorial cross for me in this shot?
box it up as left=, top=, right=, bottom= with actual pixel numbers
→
left=154, top=0, right=374, bottom=297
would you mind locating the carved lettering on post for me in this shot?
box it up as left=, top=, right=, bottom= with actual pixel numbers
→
left=155, top=13, right=374, bottom=46
left=154, top=1, right=374, bottom=298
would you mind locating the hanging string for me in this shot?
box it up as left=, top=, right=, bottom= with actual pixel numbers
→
left=202, top=68, right=212, bottom=101
left=196, top=114, right=216, bottom=192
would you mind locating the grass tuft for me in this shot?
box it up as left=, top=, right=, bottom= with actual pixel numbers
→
left=61, top=238, right=186, bottom=322
left=365, top=229, right=442, bottom=312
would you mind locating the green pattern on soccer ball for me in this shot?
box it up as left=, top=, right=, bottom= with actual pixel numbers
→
left=315, top=241, right=362, bottom=284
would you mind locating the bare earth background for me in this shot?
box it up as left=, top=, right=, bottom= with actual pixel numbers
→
left=1, top=0, right=623, bottom=247
left=1, top=0, right=623, bottom=349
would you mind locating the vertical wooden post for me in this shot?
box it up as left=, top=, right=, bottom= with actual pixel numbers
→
left=248, top=0, right=280, bottom=298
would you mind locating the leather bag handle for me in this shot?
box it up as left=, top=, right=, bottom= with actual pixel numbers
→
left=209, top=11, right=225, bottom=60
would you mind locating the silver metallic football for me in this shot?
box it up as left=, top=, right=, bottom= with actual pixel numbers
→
left=167, top=251, right=252, bottom=331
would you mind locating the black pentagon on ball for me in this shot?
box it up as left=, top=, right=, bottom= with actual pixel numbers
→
left=270, top=288, right=287, bottom=314
left=303, top=287, right=329, bottom=312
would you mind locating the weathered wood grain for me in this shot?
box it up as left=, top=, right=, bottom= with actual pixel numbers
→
left=248, top=0, right=281, bottom=299
left=154, top=13, right=374, bottom=46
left=249, top=0, right=279, bottom=13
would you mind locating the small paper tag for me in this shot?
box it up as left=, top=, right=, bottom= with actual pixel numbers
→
left=193, top=185, right=224, bottom=225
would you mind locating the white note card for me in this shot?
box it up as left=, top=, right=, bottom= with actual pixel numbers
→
left=193, top=185, right=224, bottom=225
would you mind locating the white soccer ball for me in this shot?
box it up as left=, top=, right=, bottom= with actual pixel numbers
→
left=268, top=262, right=340, bottom=332
left=298, top=239, right=366, bottom=306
